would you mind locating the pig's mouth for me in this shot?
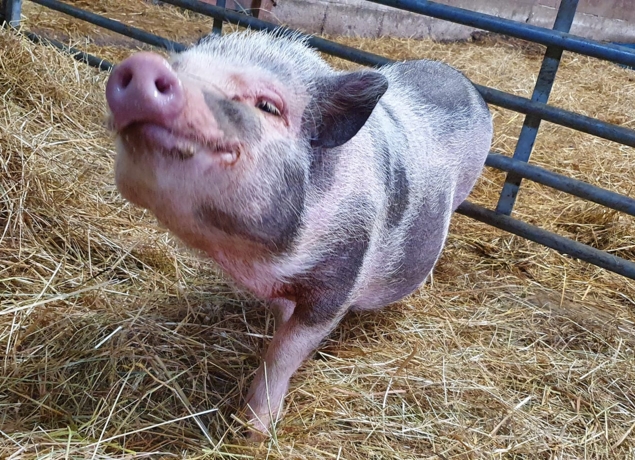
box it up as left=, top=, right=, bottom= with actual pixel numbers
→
left=117, top=122, right=240, bottom=164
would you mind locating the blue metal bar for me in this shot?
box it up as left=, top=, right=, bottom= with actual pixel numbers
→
left=29, top=0, right=186, bottom=52
left=486, top=154, right=635, bottom=217
left=212, top=0, right=225, bottom=35
left=2, top=0, right=23, bottom=26
left=496, top=0, right=578, bottom=216
left=456, top=201, right=635, bottom=280
left=24, top=30, right=112, bottom=70
left=365, top=0, right=635, bottom=69
left=476, top=86, right=635, bottom=148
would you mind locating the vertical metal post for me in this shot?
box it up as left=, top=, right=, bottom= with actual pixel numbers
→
left=495, top=0, right=579, bottom=216
left=250, top=0, right=263, bottom=17
left=250, top=0, right=274, bottom=19
left=2, top=0, right=23, bottom=26
left=212, top=0, right=226, bottom=35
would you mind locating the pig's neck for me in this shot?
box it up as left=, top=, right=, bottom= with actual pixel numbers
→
left=153, top=205, right=286, bottom=300
left=187, top=234, right=285, bottom=300
left=209, top=246, right=286, bottom=299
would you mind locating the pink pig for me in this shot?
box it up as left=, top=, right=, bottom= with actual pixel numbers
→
left=105, top=30, right=492, bottom=438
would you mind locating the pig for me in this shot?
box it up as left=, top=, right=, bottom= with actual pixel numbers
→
left=105, top=29, right=493, bottom=439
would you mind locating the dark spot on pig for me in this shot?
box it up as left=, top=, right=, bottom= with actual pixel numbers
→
left=268, top=159, right=307, bottom=249
left=203, top=92, right=261, bottom=141
left=373, top=135, right=391, bottom=191
left=379, top=100, right=399, bottom=126
left=218, top=99, right=248, bottom=127
left=302, top=101, right=339, bottom=191
left=197, top=159, right=305, bottom=252
left=369, top=129, right=408, bottom=230
left=390, top=191, right=452, bottom=299
left=291, top=197, right=374, bottom=327
left=360, top=191, right=453, bottom=309
left=386, top=161, right=409, bottom=229
left=396, top=61, right=476, bottom=115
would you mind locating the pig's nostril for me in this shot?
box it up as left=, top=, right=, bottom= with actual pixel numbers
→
left=106, top=52, right=185, bottom=130
left=155, top=77, right=172, bottom=95
left=120, top=69, right=133, bottom=89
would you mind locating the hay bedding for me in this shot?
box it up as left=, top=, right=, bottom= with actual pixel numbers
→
left=1, top=0, right=634, bottom=458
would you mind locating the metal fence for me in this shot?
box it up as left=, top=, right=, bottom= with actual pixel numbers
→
left=2, top=0, right=635, bottom=280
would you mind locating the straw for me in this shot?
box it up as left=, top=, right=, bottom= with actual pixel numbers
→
left=1, top=1, right=634, bottom=458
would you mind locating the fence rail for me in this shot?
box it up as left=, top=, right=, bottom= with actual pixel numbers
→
left=2, top=0, right=635, bottom=280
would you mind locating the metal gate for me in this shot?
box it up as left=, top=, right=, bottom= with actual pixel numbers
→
left=3, top=0, right=635, bottom=280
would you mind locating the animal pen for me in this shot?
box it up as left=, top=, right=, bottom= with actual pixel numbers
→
left=3, top=0, right=635, bottom=279
left=1, top=0, right=635, bottom=458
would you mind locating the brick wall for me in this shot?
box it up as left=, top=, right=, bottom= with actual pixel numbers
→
left=262, top=0, right=635, bottom=42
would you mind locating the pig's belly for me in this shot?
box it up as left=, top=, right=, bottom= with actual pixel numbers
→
left=351, top=278, right=426, bottom=311
left=350, top=214, right=450, bottom=311
left=350, top=247, right=442, bottom=311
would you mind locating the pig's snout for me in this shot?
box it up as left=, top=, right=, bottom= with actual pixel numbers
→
left=106, top=52, right=185, bottom=131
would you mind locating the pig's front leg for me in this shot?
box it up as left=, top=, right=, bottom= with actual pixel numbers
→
left=243, top=310, right=341, bottom=439
left=244, top=206, right=371, bottom=439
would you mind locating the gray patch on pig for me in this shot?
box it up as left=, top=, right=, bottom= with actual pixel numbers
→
left=302, top=107, right=339, bottom=192
left=379, top=100, right=399, bottom=126
left=394, top=61, right=490, bottom=118
left=367, top=111, right=410, bottom=230
left=197, top=158, right=305, bottom=252
left=307, top=146, right=340, bottom=192
left=292, top=197, right=374, bottom=327
left=203, top=92, right=261, bottom=141
left=373, top=136, right=391, bottom=190
left=385, top=161, right=410, bottom=230
left=389, top=191, right=452, bottom=302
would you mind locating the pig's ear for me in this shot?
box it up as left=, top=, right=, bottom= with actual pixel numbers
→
left=310, top=71, right=388, bottom=149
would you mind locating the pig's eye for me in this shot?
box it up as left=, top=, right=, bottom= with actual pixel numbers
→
left=256, top=100, right=281, bottom=116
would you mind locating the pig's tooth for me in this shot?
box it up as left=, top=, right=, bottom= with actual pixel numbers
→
left=175, top=143, right=196, bottom=158
left=219, top=151, right=238, bottom=165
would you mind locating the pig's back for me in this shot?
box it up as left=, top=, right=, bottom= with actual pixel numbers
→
left=350, top=59, right=492, bottom=310
left=386, top=60, right=489, bottom=119
left=379, top=60, right=491, bottom=180
left=384, top=59, right=491, bottom=206
left=375, top=59, right=492, bottom=213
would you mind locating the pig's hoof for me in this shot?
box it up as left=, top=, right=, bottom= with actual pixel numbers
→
left=244, top=426, right=269, bottom=443
left=239, top=406, right=272, bottom=442
left=242, top=417, right=271, bottom=442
